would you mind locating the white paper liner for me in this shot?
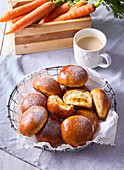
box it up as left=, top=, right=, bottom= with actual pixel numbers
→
left=14, top=67, right=118, bottom=151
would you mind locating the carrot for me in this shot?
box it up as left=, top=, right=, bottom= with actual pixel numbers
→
left=10, top=13, right=40, bottom=25
left=69, top=2, right=87, bottom=12
left=5, top=2, right=55, bottom=35
left=41, top=2, right=70, bottom=23
left=10, top=14, right=27, bottom=24
left=0, top=0, right=50, bottom=22
left=52, top=3, right=95, bottom=22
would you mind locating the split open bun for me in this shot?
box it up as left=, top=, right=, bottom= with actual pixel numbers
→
left=58, top=65, right=88, bottom=87
left=47, top=95, right=74, bottom=119
left=63, top=89, right=92, bottom=108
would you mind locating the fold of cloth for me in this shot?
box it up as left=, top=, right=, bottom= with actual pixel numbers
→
left=0, top=4, right=124, bottom=170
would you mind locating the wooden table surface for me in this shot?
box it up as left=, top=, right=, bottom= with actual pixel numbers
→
left=0, top=149, right=40, bottom=170
left=0, top=1, right=41, bottom=170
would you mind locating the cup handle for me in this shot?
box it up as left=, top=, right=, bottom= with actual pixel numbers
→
left=98, top=52, right=111, bottom=68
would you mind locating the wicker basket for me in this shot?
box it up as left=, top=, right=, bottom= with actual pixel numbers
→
left=7, top=66, right=117, bottom=152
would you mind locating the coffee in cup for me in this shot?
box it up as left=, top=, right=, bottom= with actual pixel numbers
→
left=77, top=36, right=103, bottom=51
left=73, top=28, right=111, bottom=68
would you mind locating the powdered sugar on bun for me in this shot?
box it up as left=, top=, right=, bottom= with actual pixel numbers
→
left=33, top=76, right=61, bottom=97
left=74, top=109, right=98, bottom=133
left=61, top=115, right=93, bottom=147
left=58, top=65, right=88, bottom=87
left=19, top=106, right=48, bottom=137
left=35, top=117, right=62, bottom=146
left=21, top=92, right=47, bottom=113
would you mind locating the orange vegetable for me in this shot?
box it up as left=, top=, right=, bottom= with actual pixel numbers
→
left=52, top=3, right=95, bottom=22
left=5, top=2, right=55, bottom=35
left=41, top=2, right=70, bottom=23
left=10, top=14, right=27, bottom=24
left=69, top=2, right=87, bottom=12
left=0, top=0, right=50, bottom=22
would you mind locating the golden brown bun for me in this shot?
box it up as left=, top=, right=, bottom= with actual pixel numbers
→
left=47, top=95, right=74, bottom=119
left=35, top=117, right=62, bottom=146
left=63, top=89, right=92, bottom=108
left=21, top=92, right=47, bottom=113
left=61, top=115, right=93, bottom=147
left=80, top=85, right=90, bottom=92
left=58, top=65, right=88, bottom=87
left=66, top=85, right=90, bottom=92
left=61, top=86, right=67, bottom=96
left=74, top=109, right=98, bottom=133
left=19, top=106, right=48, bottom=137
left=91, top=88, right=110, bottom=119
left=33, top=76, right=62, bottom=97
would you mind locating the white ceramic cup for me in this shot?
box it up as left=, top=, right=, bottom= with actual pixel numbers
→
left=73, top=28, right=111, bottom=68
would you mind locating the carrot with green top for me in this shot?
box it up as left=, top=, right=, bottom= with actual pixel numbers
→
left=5, top=1, right=55, bottom=35
left=69, top=1, right=87, bottom=12
left=0, top=0, right=50, bottom=22
left=52, top=0, right=103, bottom=21
left=41, top=0, right=87, bottom=23
left=41, top=2, right=70, bottom=23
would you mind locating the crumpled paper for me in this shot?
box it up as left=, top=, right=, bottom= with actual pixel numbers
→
left=13, top=67, right=118, bottom=151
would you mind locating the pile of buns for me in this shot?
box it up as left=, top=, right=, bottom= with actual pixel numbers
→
left=19, top=65, right=110, bottom=148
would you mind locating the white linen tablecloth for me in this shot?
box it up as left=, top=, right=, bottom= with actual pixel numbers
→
left=0, top=4, right=124, bottom=170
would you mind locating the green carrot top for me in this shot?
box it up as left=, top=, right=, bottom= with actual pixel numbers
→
left=53, top=0, right=124, bottom=19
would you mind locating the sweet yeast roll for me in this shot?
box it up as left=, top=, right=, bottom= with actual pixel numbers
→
left=19, top=106, right=48, bottom=137
left=35, top=117, right=62, bottom=146
left=58, top=65, right=88, bottom=87
left=63, top=89, right=92, bottom=108
left=91, top=88, right=110, bottom=119
left=21, top=92, right=47, bottom=113
left=33, top=76, right=61, bottom=97
left=65, top=85, right=90, bottom=92
left=74, top=109, right=98, bottom=133
left=61, top=115, right=93, bottom=147
left=47, top=95, right=74, bottom=119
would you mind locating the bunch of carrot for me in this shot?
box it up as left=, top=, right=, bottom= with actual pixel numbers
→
left=0, top=0, right=103, bottom=34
